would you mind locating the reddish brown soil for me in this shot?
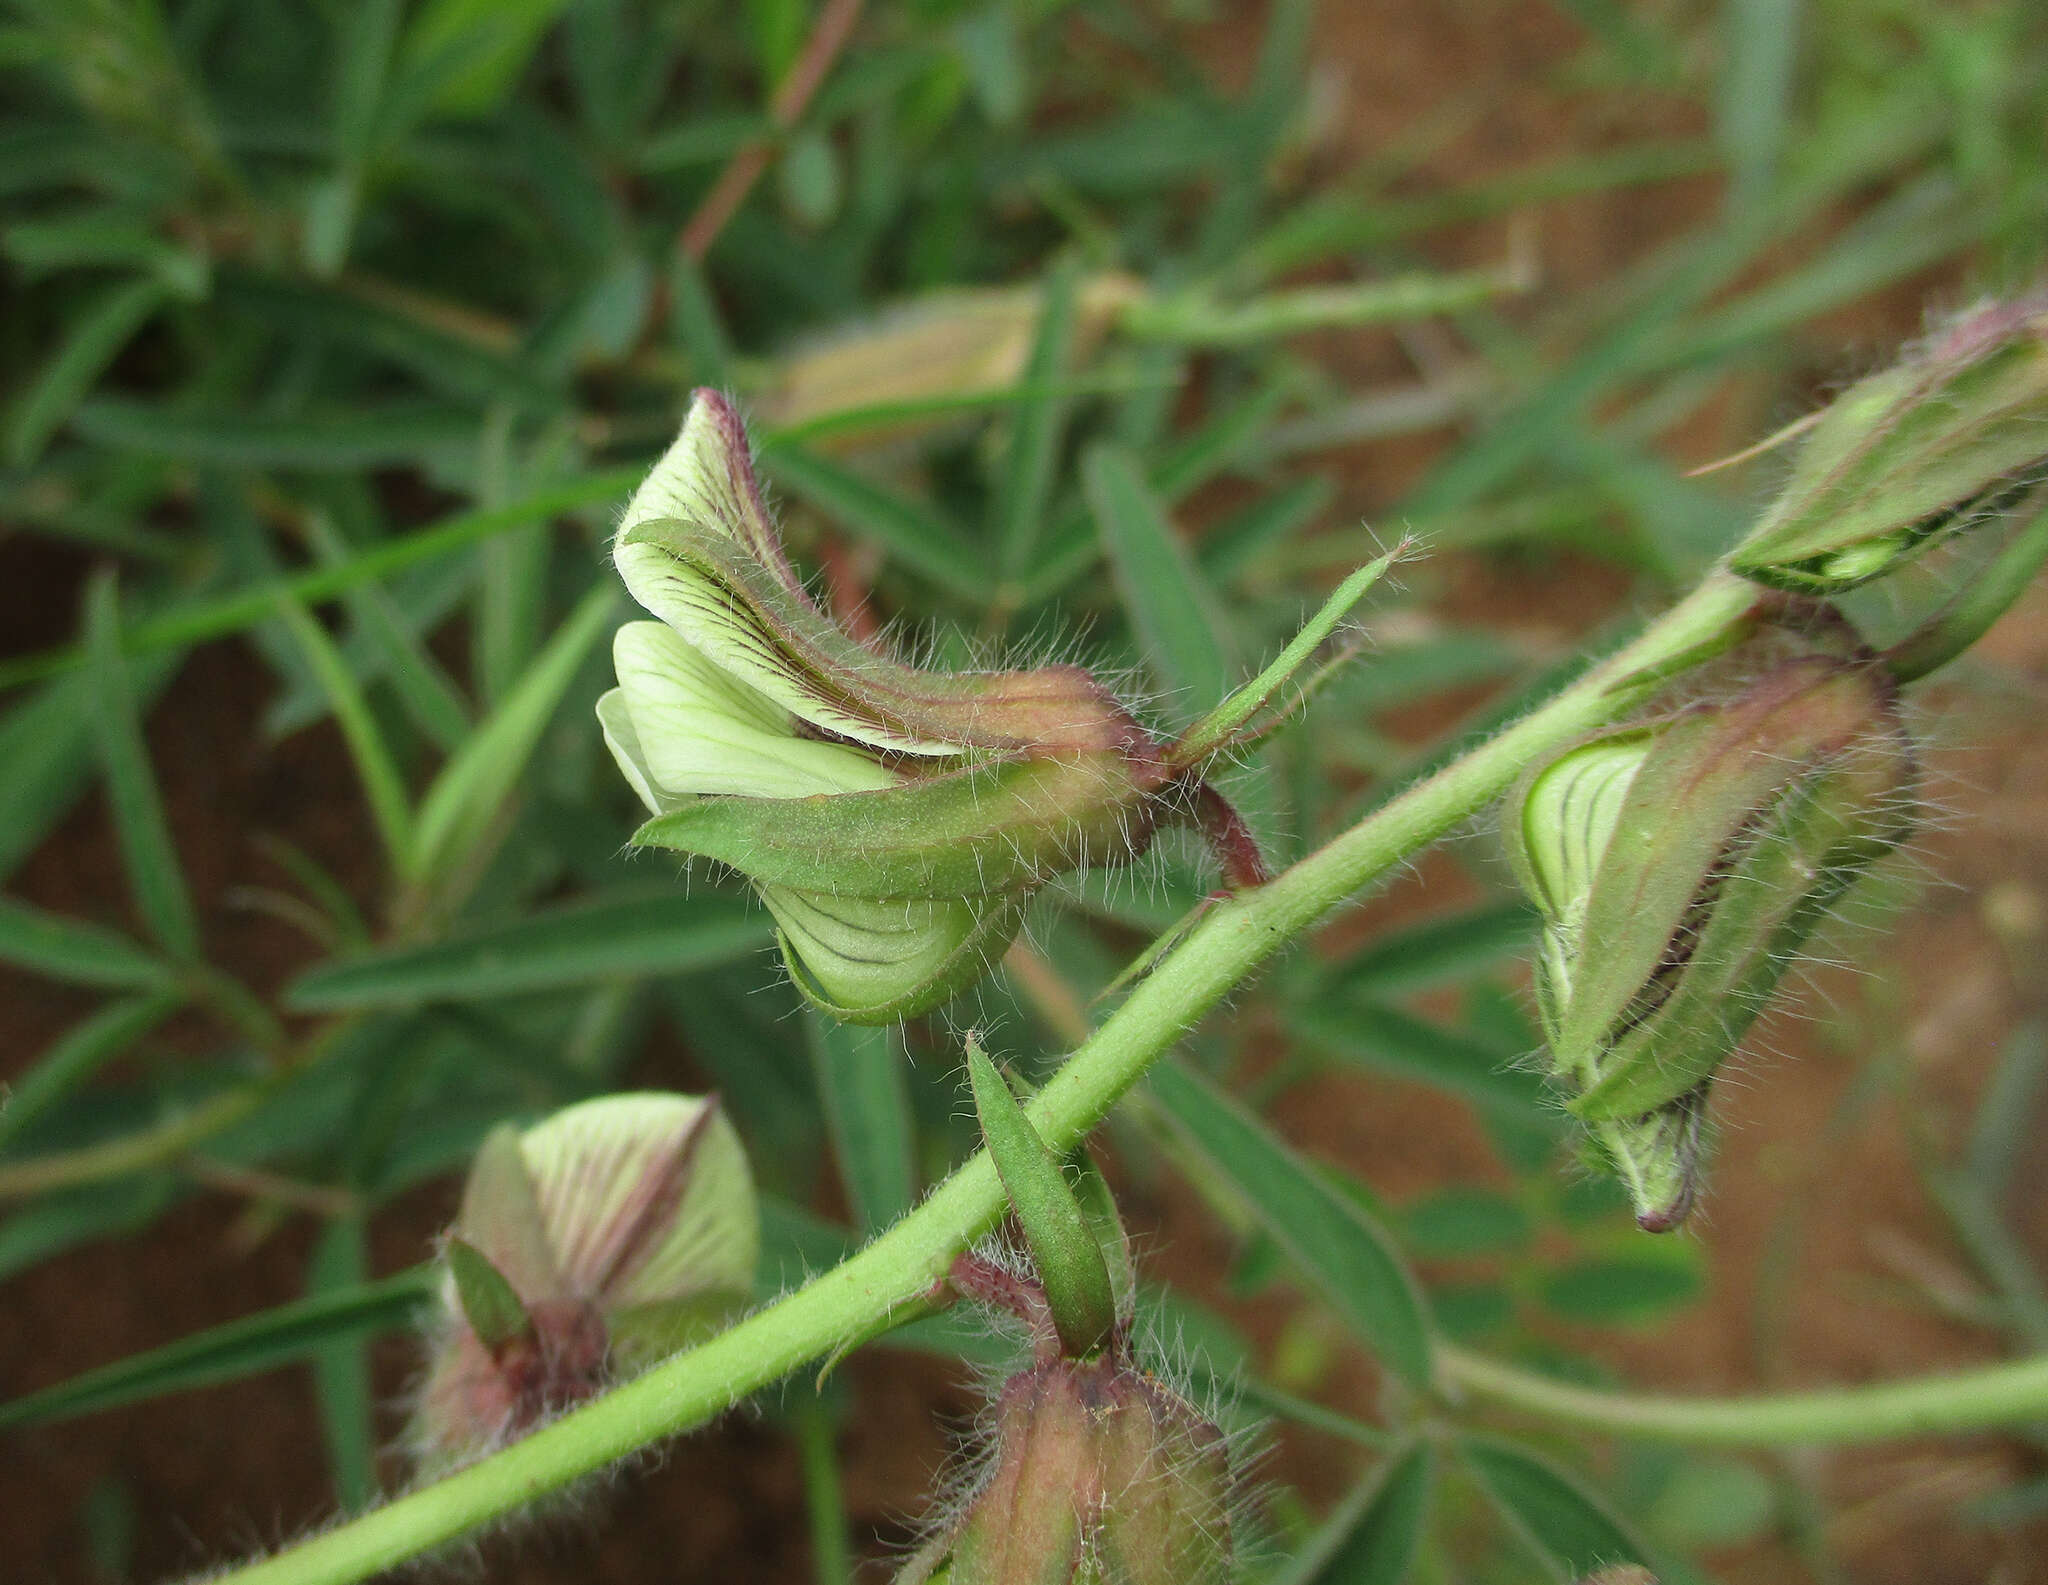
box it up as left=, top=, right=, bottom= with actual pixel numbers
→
left=5, top=4, right=2047, bottom=1583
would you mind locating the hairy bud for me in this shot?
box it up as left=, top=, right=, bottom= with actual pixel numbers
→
left=903, top=1349, right=1235, bottom=1585
left=1731, top=293, right=2048, bottom=594
left=412, top=1093, right=757, bottom=1471
left=1506, top=646, right=1915, bottom=1228
left=602, top=389, right=1262, bottom=1023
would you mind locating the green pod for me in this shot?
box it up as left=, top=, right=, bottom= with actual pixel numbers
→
left=632, top=751, right=1159, bottom=899
left=1730, top=294, right=2048, bottom=594
left=764, top=886, right=1027, bottom=1025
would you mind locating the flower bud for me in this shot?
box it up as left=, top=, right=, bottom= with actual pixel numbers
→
left=602, top=389, right=1260, bottom=1023
left=1731, top=293, right=2048, bottom=594
left=899, top=1351, right=1235, bottom=1585
left=1505, top=650, right=1915, bottom=1227
left=412, top=1092, right=757, bottom=1470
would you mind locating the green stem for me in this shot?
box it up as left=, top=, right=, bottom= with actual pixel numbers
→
left=0, top=1087, right=264, bottom=1199
left=205, top=572, right=1761, bottom=1585
left=1439, top=1342, right=2048, bottom=1445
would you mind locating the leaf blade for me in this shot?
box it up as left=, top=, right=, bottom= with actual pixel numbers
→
left=1146, top=1058, right=1433, bottom=1389
left=84, top=574, right=199, bottom=960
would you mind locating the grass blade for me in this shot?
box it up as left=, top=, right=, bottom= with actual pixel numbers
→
left=0, top=991, right=183, bottom=1154
left=1147, top=1057, right=1433, bottom=1389
left=807, top=1015, right=915, bottom=1232
left=7, top=276, right=172, bottom=467
left=309, top=1218, right=380, bottom=1512
left=0, top=1266, right=435, bottom=1430
left=759, top=444, right=986, bottom=601
left=1326, top=901, right=1538, bottom=999
left=412, top=583, right=616, bottom=885
left=84, top=573, right=199, bottom=960
left=272, top=593, right=418, bottom=881
left=287, top=890, right=771, bottom=1009
left=0, top=895, right=174, bottom=991
left=0, top=468, right=638, bottom=694
left=1084, top=442, right=1238, bottom=724
left=995, top=257, right=1080, bottom=579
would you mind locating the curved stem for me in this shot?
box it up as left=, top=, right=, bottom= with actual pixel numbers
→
left=205, top=573, right=1761, bottom=1585
left=1439, top=1342, right=2048, bottom=1446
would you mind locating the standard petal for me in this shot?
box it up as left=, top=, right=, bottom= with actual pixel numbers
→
left=611, top=620, right=898, bottom=800
left=517, top=1092, right=759, bottom=1317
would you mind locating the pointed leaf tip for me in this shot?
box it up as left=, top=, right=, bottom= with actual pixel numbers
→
left=446, top=1238, right=531, bottom=1351
left=966, top=1036, right=1117, bottom=1359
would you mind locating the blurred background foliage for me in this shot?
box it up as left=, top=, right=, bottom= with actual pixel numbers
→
left=1, top=0, right=2046, bottom=1580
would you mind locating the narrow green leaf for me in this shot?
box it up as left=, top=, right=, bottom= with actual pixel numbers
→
left=0, top=1176, right=180, bottom=1285
left=1292, top=1001, right=1554, bottom=1124
left=70, top=398, right=482, bottom=470
left=1147, top=1058, right=1433, bottom=1389
left=996, top=258, right=1080, bottom=579
left=308, top=1218, right=379, bottom=1512
left=272, top=593, right=418, bottom=880
left=299, top=507, right=474, bottom=754
left=1084, top=442, right=1238, bottom=723
left=1174, top=549, right=1398, bottom=763
left=0, top=1267, right=436, bottom=1429
left=967, top=1036, right=1117, bottom=1358
left=669, top=255, right=733, bottom=387
left=1967, top=1021, right=2048, bottom=1192
left=0, top=675, right=99, bottom=880
left=413, top=583, right=616, bottom=884
left=1269, top=1439, right=1434, bottom=1585
left=0, top=468, right=638, bottom=694
left=0, top=991, right=182, bottom=1153
left=0, top=895, right=173, bottom=991
left=1718, top=0, right=1799, bottom=209
left=447, top=1237, right=531, bottom=1347
left=1329, top=901, right=1538, bottom=999
left=8, top=276, right=171, bottom=466
left=807, top=1015, right=915, bottom=1232
left=287, top=890, right=770, bottom=1009
left=793, top=1394, right=853, bottom=1585
left=84, top=574, right=198, bottom=960
left=1461, top=1434, right=1655, bottom=1580
left=759, top=443, right=986, bottom=600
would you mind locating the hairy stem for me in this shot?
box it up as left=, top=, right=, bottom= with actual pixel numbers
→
left=209, top=573, right=1762, bottom=1585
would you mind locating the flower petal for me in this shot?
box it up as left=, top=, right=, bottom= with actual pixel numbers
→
left=610, top=620, right=898, bottom=801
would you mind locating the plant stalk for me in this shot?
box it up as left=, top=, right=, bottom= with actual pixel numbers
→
left=208, top=572, right=1765, bottom=1585
left=1438, top=1342, right=2048, bottom=1445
